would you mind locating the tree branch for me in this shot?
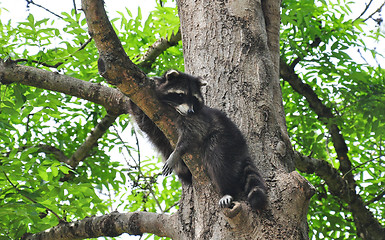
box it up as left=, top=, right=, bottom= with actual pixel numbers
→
left=280, top=57, right=355, bottom=189
left=80, top=0, right=169, bottom=134
left=21, top=211, right=176, bottom=240
left=36, top=144, right=69, bottom=163
left=0, top=59, right=130, bottom=116
left=137, top=30, right=181, bottom=72
left=66, top=113, right=118, bottom=168
left=353, top=0, right=385, bottom=23
left=6, top=144, right=69, bottom=163
left=3, top=113, right=117, bottom=175
left=59, top=113, right=119, bottom=181
left=0, top=58, right=119, bottom=176
left=294, top=151, right=385, bottom=239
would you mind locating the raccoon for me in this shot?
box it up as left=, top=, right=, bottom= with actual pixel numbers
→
left=130, top=70, right=267, bottom=211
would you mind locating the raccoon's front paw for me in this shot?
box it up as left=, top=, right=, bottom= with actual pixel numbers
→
left=219, top=195, right=233, bottom=208
left=162, top=162, right=173, bottom=176
left=163, top=152, right=178, bottom=176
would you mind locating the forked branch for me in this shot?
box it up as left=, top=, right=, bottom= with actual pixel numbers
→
left=280, top=57, right=355, bottom=189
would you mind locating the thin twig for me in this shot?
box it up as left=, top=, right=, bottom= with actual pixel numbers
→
left=353, top=0, right=385, bottom=23
left=366, top=189, right=385, bottom=205
left=13, top=37, right=93, bottom=69
left=26, top=0, right=63, bottom=19
left=363, top=1, right=385, bottom=22
left=342, top=155, right=384, bottom=179
left=72, top=0, right=78, bottom=16
left=133, top=126, right=141, bottom=164
left=357, top=48, right=370, bottom=65
left=112, top=125, right=139, bottom=166
left=112, top=125, right=164, bottom=212
left=147, top=182, right=164, bottom=213
left=3, top=171, right=63, bottom=222
left=13, top=59, right=63, bottom=68
left=164, top=201, right=179, bottom=213
left=354, top=0, right=374, bottom=22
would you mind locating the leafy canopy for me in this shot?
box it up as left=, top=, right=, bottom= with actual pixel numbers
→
left=281, top=0, right=385, bottom=239
left=0, top=3, right=181, bottom=239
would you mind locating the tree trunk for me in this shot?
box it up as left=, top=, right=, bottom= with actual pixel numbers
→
left=171, top=0, right=315, bottom=239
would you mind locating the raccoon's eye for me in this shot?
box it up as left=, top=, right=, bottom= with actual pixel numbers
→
left=164, top=93, right=184, bottom=104
left=170, top=93, right=184, bottom=99
left=174, top=93, right=184, bottom=101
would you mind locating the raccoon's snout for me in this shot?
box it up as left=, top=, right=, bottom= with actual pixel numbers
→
left=187, top=109, right=195, bottom=114
left=176, top=104, right=195, bottom=116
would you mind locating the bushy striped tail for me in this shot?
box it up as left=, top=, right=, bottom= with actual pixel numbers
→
left=243, top=158, right=267, bottom=211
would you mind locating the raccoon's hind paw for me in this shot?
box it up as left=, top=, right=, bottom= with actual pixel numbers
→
left=162, top=162, right=173, bottom=176
left=247, top=186, right=268, bottom=210
left=219, top=195, right=233, bottom=208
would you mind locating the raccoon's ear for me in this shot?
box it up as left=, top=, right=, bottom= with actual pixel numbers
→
left=151, top=76, right=165, bottom=85
left=199, top=79, right=208, bottom=86
left=165, top=70, right=180, bottom=81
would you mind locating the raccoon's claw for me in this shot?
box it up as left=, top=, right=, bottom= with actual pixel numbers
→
left=163, top=152, right=178, bottom=176
left=219, top=195, right=233, bottom=208
left=162, top=163, right=173, bottom=176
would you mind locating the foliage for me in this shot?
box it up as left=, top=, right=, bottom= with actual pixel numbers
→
left=281, top=0, right=385, bottom=239
left=116, top=5, right=183, bottom=75
left=0, top=3, right=182, bottom=239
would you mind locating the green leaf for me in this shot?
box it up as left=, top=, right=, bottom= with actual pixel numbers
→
left=38, top=167, right=49, bottom=181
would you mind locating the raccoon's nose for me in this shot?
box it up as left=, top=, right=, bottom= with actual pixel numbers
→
left=187, top=108, right=195, bottom=114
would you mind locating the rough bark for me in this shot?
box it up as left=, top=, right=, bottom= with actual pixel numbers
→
left=21, top=211, right=176, bottom=240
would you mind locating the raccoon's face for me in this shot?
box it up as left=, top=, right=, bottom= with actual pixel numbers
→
left=156, top=70, right=206, bottom=116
